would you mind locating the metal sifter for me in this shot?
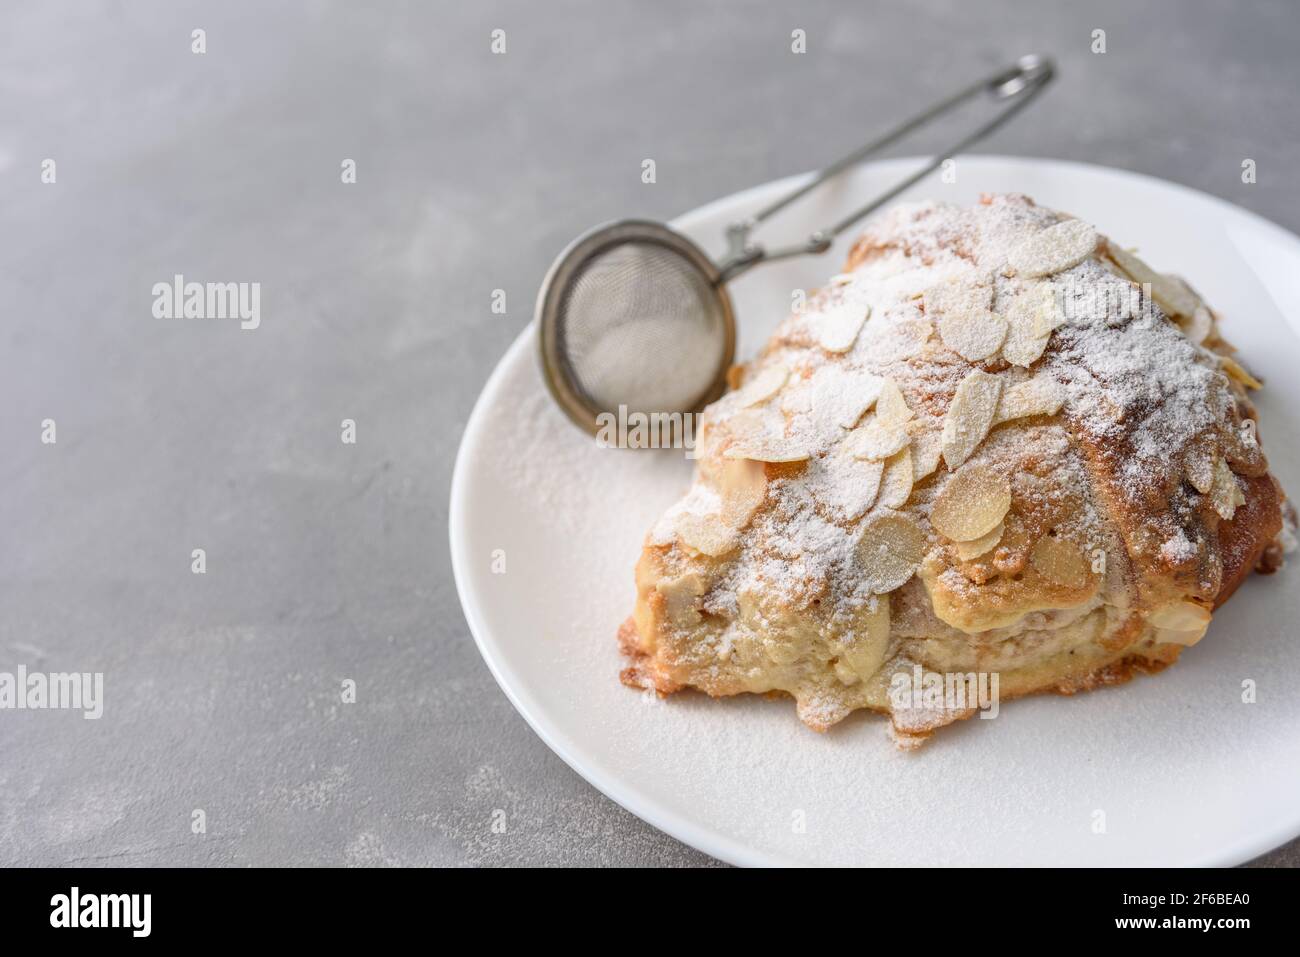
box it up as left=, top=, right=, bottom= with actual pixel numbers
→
left=537, top=54, right=1055, bottom=436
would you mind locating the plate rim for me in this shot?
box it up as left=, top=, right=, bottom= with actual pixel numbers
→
left=450, top=154, right=1300, bottom=867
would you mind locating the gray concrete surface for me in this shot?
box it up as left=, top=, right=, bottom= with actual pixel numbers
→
left=1, top=0, right=1297, bottom=867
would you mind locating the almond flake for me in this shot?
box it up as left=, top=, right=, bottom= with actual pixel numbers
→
left=719, top=457, right=767, bottom=529
left=1028, top=282, right=1066, bottom=335
left=1150, top=601, right=1212, bottom=632
left=723, top=409, right=810, bottom=463
left=817, top=448, right=884, bottom=521
left=930, top=462, right=1011, bottom=541
left=838, top=596, right=891, bottom=679
left=941, top=369, right=1002, bottom=469
left=938, top=307, right=1009, bottom=362
left=723, top=439, right=810, bottom=463
left=856, top=512, right=926, bottom=594
left=955, top=522, right=1003, bottom=560
left=818, top=302, right=870, bottom=353
left=674, top=513, right=738, bottom=557
left=1002, top=326, right=1049, bottom=368
left=731, top=365, right=788, bottom=408
left=1108, top=244, right=1202, bottom=318
left=1184, top=445, right=1216, bottom=495
left=723, top=407, right=768, bottom=437
left=893, top=317, right=935, bottom=359
left=846, top=415, right=910, bottom=461
left=1030, top=534, right=1091, bottom=588
left=809, top=366, right=884, bottom=430
left=1106, top=243, right=1161, bottom=289
left=1002, top=285, right=1057, bottom=367
left=994, top=376, right=1064, bottom=425
left=1007, top=220, right=1098, bottom=277
left=874, top=379, right=914, bottom=424
left=779, top=379, right=812, bottom=415
left=1209, top=457, right=1244, bottom=520
left=1179, top=305, right=1213, bottom=345
left=910, top=429, right=944, bottom=482
left=1223, top=421, right=1266, bottom=477
left=924, top=275, right=993, bottom=319
left=1152, top=601, right=1213, bottom=647
left=1156, top=628, right=1208, bottom=647
left=1221, top=356, right=1262, bottom=390
left=875, top=447, right=914, bottom=510
left=1152, top=274, right=1201, bottom=319
left=838, top=374, right=885, bottom=428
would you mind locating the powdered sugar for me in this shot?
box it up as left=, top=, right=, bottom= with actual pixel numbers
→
left=1160, top=529, right=1198, bottom=564
left=455, top=172, right=1300, bottom=868
left=1047, top=257, right=1228, bottom=493
left=662, top=194, right=1251, bottom=627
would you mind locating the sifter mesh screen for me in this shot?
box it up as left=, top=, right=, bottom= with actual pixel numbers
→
left=554, top=239, right=729, bottom=417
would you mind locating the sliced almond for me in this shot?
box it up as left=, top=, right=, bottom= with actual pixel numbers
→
left=818, top=449, right=884, bottom=521
left=809, top=366, right=884, bottom=430
left=893, top=316, right=934, bottom=359
left=1178, top=304, right=1213, bottom=345
left=1030, top=534, right=1091, bottom=588
left=1152, top=274, right=1201, bottom=319
left=1002, top=287, right=1054, bottom=367
left=925, top=277, right=1006, bottom=362
left=876, top=447, right=915, bottom=510
left=723, top=407, right=767, bottom=437
left=1222, top=420, right=1267, bottom=477
left=1152, top=600, right=1212, bottom=646
left=838, top=595, right=891, bottom=679
left=1185, top=446, right=1217, bottom=495
left=1028, top=282, right=1066, bottom=335
left=874, top=379, right=914, bottom=424
left=1150, top=600, right=1212, bottom=632
left=838, top=373, right=886, bottom=428
left=924, top=275, right=994, bottom=317
left=1221, top=356, right=1262, bottom=390
left=723, top=439, right=810, bottom=463
left=994, top=376, right=1064, bottom=425
left=779, top=380, right=812, bottom=415
left=1007, top=220, right=1098, bottom=278
left=674, top=513, right=739, bottom=557
left=1109, top=245, right=1202, bottom=319
left=817, top=301, right=870, bottom=353
left=1002, top=324, right=1049, bottom=368
left=723, top=410, right=810, bottom=463
left=941, top=369, right=1002, bottom=469
left=938, top=307, right=1009, bottom=362
left=955, top=522, right=1003, bottom=561
left=731, top=365, right=788, bottom=408
left=1209, top=457, right=1245, bottom=520
left=931, top=462, right=1011, bottom=542
left=1156, top=627, right=1208, bottom=647
left=910, top=428, right=944, bottom=483
left=856, top=512, right=926, bottom=594
left=1106, top=243, right=1160, bottom=289
left=719, top=457, right=767, bottom=529
left=845, top=415, right=910, bottom=461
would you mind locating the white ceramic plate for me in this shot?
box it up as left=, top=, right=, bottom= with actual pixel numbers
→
left=450, top=157, right=1300, bottom=866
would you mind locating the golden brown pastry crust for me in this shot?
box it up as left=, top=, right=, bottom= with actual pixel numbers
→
left=619, top=194, right=1291, bottom=746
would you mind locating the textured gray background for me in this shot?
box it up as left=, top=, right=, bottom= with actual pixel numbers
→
left=1, top=0, right=1298, bottom=867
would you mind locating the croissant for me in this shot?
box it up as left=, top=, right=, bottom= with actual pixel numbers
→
left=618, top=193, right=1294, bottom=748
